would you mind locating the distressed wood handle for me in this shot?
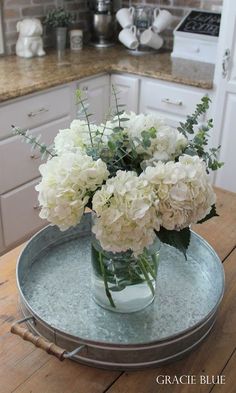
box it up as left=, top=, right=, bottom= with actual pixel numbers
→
left=11, top=322, right=66, bottom=361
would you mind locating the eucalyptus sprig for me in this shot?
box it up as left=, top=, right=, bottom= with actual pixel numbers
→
left=12, top=126, right=56, bottom=160
left=76, top=89, right=94, bottom=148
left=75, top=88, right=137, bottom=175
left=178, top=96, right=223, bottom=172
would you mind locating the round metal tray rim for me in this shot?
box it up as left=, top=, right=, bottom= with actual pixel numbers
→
left=20, top=305, right=216, bottom=370
left=71, top=322, right=216, bottom=370
left=18, top=268, right=223, bottom=350
left=16, top=221, right=225, bottom=349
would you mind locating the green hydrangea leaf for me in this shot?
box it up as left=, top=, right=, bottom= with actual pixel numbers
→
left=156, top=227, right=191, bottom=259
left=197, top=204, right=219, bottom=224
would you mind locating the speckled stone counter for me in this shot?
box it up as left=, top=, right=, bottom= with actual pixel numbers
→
left=0, top=45, right=214, bottom=103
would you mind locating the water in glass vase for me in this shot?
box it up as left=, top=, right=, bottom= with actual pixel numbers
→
left=91, top=236, right=160, bottom=313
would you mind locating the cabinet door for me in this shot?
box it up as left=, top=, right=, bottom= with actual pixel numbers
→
left=78, top=75, right=110, bottom=124
left=0, top=116, right=70, bottom=194
left=212, top=0, right=236, bottom=192
left=139, top=78, right=205, bottom=128
left=1, top=178, right=46, bottom=247
left=110, top=74, right=139, bottom=114
left=214, top=94, right=236, bottom=191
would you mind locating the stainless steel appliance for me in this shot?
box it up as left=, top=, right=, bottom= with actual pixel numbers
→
left=88, top=0, right=120, bottom=47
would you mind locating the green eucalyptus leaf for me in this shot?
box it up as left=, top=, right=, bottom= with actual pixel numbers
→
left=119, top=118, right=130, bottom=122
left=108, top=140, right=116, bottom=151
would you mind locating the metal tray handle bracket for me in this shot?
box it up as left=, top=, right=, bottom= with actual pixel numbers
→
left=11, top=317, right=85, bottom=361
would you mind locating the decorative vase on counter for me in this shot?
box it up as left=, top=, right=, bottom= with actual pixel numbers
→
left=91, top=226, right=160, bottom=313
left=55, top=27, right=67, bottom=54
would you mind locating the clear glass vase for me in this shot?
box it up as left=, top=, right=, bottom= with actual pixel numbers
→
left=91, top=235, right=160, bottom=313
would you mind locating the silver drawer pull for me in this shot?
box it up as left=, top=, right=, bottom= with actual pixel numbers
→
left=82, top=86, right=88, bottom=91
left=27, top=107, right=49, bottom=118
left=162, top=98, right=183, bottom=106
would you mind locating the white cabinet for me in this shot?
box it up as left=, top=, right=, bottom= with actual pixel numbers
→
left=214, top=94, right=236, bottom=191
left=0, top=85, right=72, bottom=141
left=0, top=117, right=70, bottom=194
left=139, top=78, right=207, bottom=128
left=77, top=75, right=110, bottom=123
left=1, top=178, right=45, bottom=247
left=0, top=84, right=74, bottom=254
left=212, top=0, right=236, bottom=192
left=110, top=74, right=139, bottom=113
left=0, top=75, right=110, bottom=255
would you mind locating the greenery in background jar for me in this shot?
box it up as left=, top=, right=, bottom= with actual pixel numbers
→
left=43, top=7, right=74, bottom=28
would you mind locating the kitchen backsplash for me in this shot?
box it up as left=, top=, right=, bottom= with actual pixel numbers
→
left=3, top=0, right=223, bottom=54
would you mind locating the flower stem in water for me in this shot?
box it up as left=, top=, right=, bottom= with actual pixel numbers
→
left=99, top=252, right=116, bottom=308
left=140, top=255, right=156, bottom=280
left=137, top=258, right=155, bottom=297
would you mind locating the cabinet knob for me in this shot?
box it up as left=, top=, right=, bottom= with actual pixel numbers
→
left=30, top=153, right=40, bottom=160
left=82, top=86, right=88, bottom=92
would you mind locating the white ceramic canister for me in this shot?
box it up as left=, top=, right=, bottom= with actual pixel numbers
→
left=70, top=29, right=83, bottom=51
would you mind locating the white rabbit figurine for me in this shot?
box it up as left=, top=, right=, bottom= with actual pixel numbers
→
left=16, top=18, right=46, bottom=58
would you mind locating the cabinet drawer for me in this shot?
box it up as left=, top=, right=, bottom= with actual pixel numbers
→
left=0, top=85, right=72, bottom=140
left=140, top=79, right=205, bottom=118
left=0, top=116, right=70, bottom=194
left=172, top=36, right=217, bottom=64
left=1, top=179, right=45, bottom=247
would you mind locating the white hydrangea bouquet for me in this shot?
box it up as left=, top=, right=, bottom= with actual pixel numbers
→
left=13, top=90, right=222, bottom=312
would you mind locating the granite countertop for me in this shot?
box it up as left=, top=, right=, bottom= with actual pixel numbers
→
left=0, top=45, right=215, bottom=103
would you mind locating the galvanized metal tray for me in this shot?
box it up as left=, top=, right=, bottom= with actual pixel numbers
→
left=15, top=213, right=224, bottom=370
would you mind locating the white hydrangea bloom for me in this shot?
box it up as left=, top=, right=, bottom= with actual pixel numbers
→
left=143, top=155, right=216, bottom=230
left=104, top=111, right=136, bottom=130
left=127, top=113, right=188, bottom=161
left=105, top=112, right=187, bottom=162
left=92, top=170, right=161, bottom=255
left=54, top=120, right=91, bottom=155
left=36, top=152, right=109, bottom=230
left=54, top=119, right=110, bottom=155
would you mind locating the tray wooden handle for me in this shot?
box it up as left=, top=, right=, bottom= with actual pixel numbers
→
left=11, top=322, right=66, bottom=361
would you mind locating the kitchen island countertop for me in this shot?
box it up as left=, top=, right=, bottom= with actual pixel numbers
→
left=0, top=45, right=215, bottom=103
